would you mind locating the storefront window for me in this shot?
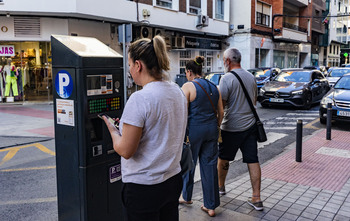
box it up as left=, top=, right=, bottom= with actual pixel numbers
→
left=273, top=50, right=285, bottom=68
left=287, top=52, right=298, bottom=68
left=200, top=51, right=213, bottom=73
left=255, top=48, right=268, bottom=68
left=179, top=51, right=192, bottom=74
left=0, top=41, right=52, bottom=102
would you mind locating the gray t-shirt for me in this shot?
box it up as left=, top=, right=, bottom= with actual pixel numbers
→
left=119, top=81, right=187, bottom=185
left=219, top=68, right=257, bottom=132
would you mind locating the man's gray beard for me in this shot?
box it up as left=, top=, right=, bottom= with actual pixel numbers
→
left=224, top=64, right=229, bottom=73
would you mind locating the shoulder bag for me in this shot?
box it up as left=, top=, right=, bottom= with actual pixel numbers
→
left=230, top=71, right=267, bottom=143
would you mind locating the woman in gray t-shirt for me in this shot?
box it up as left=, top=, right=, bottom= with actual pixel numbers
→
left=103, top=36, right=187, bottom=221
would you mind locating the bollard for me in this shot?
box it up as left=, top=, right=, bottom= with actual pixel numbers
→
left=296, top=120, right=303, bottom=162
left=326, top=103, right=332, bottom=140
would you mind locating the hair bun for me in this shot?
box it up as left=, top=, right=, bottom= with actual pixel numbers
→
left=195, top=56, right=205, bottom=65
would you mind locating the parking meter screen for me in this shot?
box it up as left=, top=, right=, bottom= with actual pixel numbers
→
left=87, top=75, right=113, bottom=96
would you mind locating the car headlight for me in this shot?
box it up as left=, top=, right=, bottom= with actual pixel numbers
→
left=291, top=90, right=304, bottom=95
left=321, top=97, right=334, bottom=106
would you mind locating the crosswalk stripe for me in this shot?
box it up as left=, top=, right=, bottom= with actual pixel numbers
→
left=265, top=122, right=307, bottom=125
left=276, top=117, right=316, bottom=120
left=286, top=113, right=319, bottom=116
left=265, top=127, right=296, bottom=130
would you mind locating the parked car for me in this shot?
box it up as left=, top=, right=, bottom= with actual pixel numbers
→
left=319, top=73, right=350, bottom=124
left=345, top=64, right=350, bottom=68
left=249, top=68, right=281, bottom=91
left=326, top=68, right=350, bottom=87
left=303, top=66, right=328, bottom=76
left=258, top=69, right=330, bottom=109
left=204, top=72, right=225, bottom=85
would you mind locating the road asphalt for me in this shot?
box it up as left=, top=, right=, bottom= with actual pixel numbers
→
left=0, top=101, right=350, bottom=221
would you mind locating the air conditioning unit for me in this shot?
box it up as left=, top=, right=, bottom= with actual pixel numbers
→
left=196, top=15, right=209, bottom=28
left=171, top=36, right=185, bottom=49
left=140, top=26, right=152, bottom=39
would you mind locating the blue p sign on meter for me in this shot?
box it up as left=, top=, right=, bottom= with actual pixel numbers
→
left=55, top=70, right=73, bottom=98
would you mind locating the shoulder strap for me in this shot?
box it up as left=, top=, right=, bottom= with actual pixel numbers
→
left=230, top=71, right=260, bottom=122
left=192, top=80, right=217, bottom=117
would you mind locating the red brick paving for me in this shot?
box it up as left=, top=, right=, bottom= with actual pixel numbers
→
left=26, top=126, right=54, bottom=137
left=262, top=129, right=350, bottom=192
left=0, top=106, right=53, bottom=119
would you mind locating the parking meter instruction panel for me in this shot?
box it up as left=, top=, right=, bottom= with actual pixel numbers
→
left=83, top=69, right=124, bottom=166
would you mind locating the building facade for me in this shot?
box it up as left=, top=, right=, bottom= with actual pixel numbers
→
left=228, top=0, right=313, bottom=70
left=0, top=0, right=230, bottom=102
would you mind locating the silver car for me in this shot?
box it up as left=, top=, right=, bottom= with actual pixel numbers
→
left=326, top=68, right=350, bottom=87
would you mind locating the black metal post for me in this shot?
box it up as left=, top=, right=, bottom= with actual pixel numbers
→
left=326, top=103, right=332, bottom=140
left=296, top=120, right=303, bottom=162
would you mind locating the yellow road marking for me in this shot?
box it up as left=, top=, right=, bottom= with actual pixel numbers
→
left=35, top=143, right=56, bottom=156
left=0, top=166, right=56, bottom=172
left=0, top=149, right=19, bottom=167
left=0, top=143, right=56, bottom=167
left=304, top=118, right=320, bottom=130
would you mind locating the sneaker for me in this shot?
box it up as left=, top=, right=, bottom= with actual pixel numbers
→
left=247, top=198, right=264, bottom=211
left=219, top=186, right=226, bottom=196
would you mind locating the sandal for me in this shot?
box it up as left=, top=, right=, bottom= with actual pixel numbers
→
left=201, top=205, right=215, bottom=217
left=179, top=200, right=193, bottom=204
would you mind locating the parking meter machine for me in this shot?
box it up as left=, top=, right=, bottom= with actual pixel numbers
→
left=51, top=35, right=124, bottom=221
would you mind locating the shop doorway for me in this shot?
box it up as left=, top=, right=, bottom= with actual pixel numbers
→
left=0, top=41, right=52, bottom=102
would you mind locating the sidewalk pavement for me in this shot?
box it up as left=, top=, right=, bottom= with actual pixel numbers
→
left=1, top=102, right=350, bottom=221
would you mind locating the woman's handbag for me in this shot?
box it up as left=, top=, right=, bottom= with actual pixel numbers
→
left=180, top=139, right=194, bottom=175
left=230, top=71, right=267, bottom=143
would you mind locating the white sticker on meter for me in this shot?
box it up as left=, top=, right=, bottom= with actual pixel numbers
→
left=110, top=164, right=122, bottom=183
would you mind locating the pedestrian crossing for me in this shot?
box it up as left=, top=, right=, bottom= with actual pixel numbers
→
left=263, top=111, right=319, bottom=131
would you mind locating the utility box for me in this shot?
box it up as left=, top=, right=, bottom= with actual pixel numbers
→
left=51, top=35, right=124, bottom=221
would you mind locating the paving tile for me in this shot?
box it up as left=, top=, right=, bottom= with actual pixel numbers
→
left=283, top=197, right=298, bottom=203
left=263, top=202, right=277, bottom=208
left=229, top=199, right=246, bottom=207
left=297, top=217, right=314, bottom=221
left=262, top=214, right=280, bottom=221
left=309, top=203, right=325, bottom=210
left=335, top=209, right=350, bottom=218
left=269, top=194, right=284, bottom=200
left=235, top=205, right=253, bottom=214
left=298, top=196, right=314, bottom=203
left=290, top=203, right=307, bottom=211
left=311, top=199, right=328, bottom=206
left=222, top=202, right=239, bottom=211
left=331, top=195, right=346, bottom=201
left=266, top=209, right=285, bottom=217
left=303, top=207, right=321, bottom=215
left=276, top=201, right=293, bottom=208
left=300, top=211, right=318, bottom=220
left=248, top=208, right=270, bottom=219
left=322, top=205, right=340, bottom=214
left=333, top=214, right=350, bottom=221
left=315, top=215, right=334, bottom=221
left=318, top=211, right=336, bottom=219
left=295, top=199, right=311, bottom=207
left=328, top=198, right=344, bottom=206
left=219, top=195, right=233, bottom=204
left=272, top=204, right=289, bottom=212
left=286, top=207, right=304, bottom=216
left=280, top=212, right=299, bottom=221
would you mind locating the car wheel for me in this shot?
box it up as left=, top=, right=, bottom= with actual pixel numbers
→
left=320, top=117, right=326, bottom=124
left=303, top=93, right=312, bottom=110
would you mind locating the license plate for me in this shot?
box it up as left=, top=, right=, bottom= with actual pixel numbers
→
left=269, top=98, right=284, bottom=103
left=337, top=110, right=350, bottom=117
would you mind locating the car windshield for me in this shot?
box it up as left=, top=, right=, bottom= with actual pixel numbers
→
left=334, top=76, right=350, bottom=90
left=274, top=71, right=310, bottom=82
left=255, top=70, right=270, bottom=78
left=329, top=69, right=350, bottom=77
left=205, top=73, right=222, bottom=85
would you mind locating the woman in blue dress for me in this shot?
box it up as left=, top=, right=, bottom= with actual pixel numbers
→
left=180, top=56, right=224, bottom=217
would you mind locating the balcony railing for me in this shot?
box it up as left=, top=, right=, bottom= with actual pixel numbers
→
left=283, top=22, right=307, bottom=33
